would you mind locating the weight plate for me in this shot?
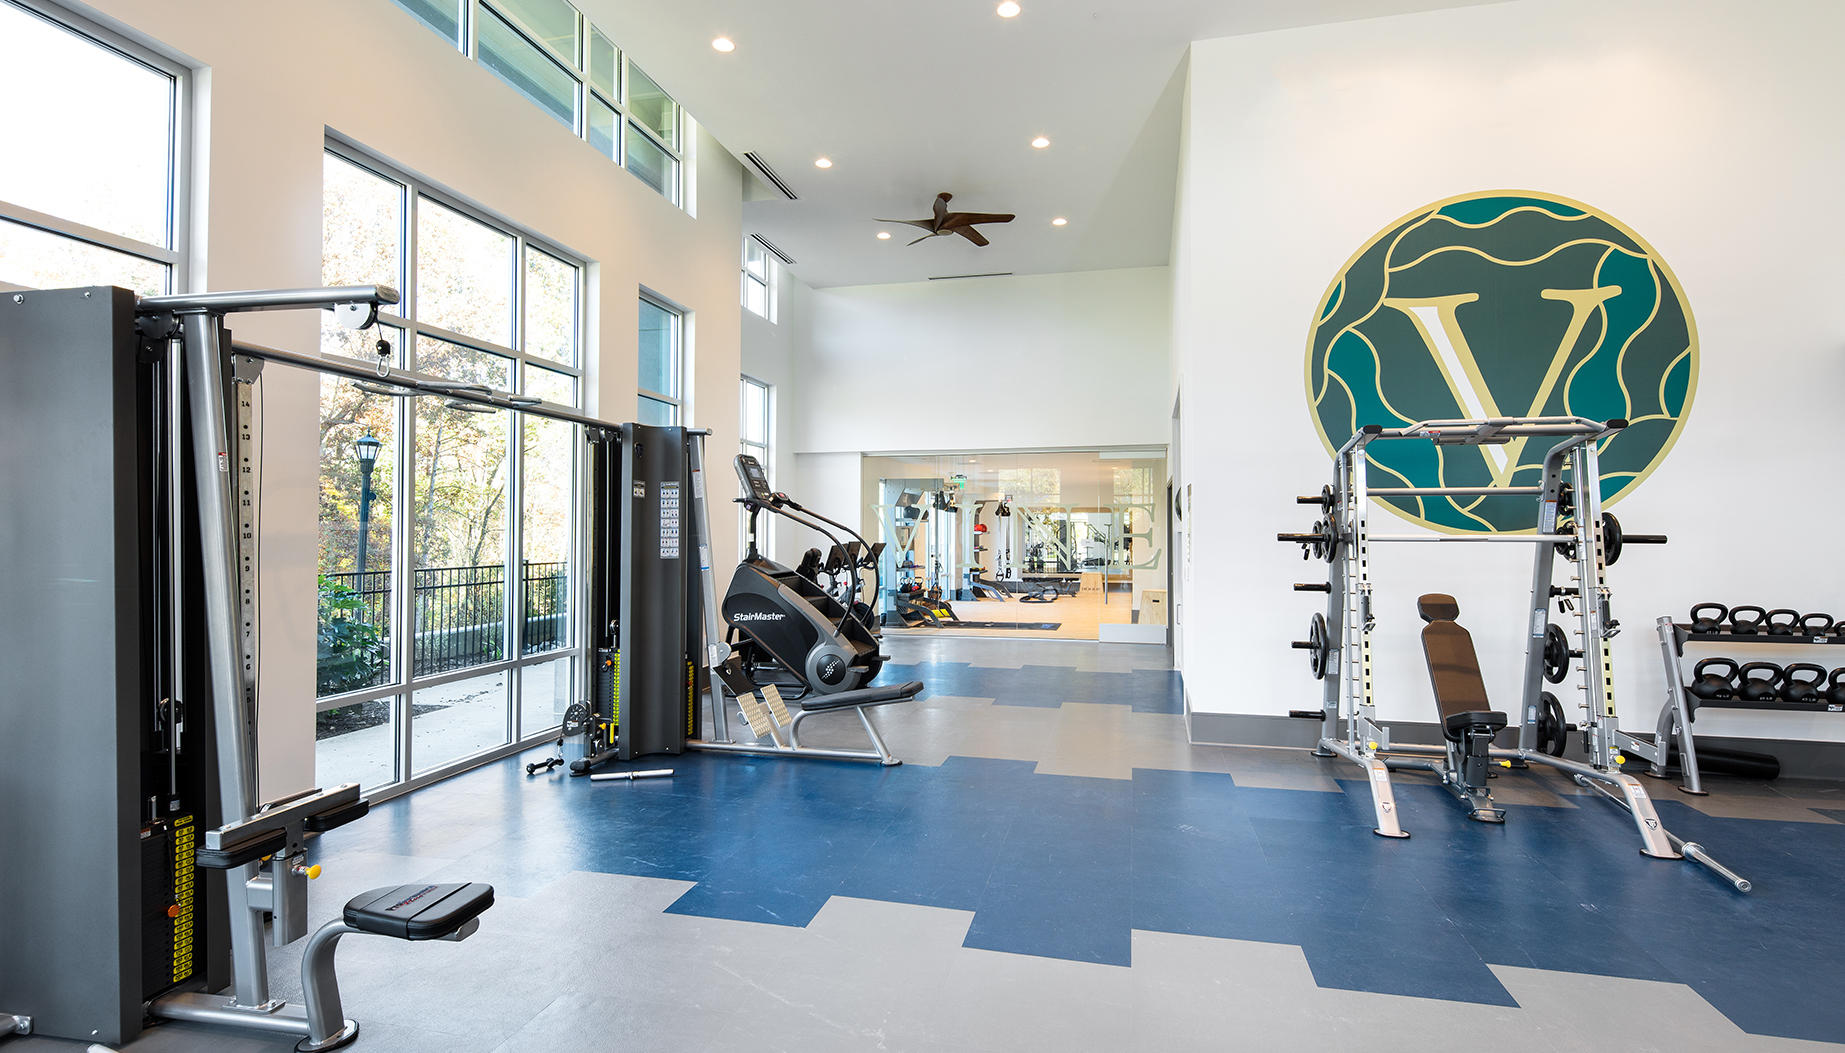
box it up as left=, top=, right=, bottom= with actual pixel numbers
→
left=1307, top=613, right=1330, bottom=680
left=1543, top=623, right=1570, bottom=684
left=1601, top=512, right=1623, bottom=566
left=1536, top=691, right=1568, bottom=757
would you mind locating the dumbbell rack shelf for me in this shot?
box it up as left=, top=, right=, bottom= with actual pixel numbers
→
left=1652, top=619, right=1845, bottom=796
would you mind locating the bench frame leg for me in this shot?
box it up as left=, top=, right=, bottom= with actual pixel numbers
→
left=298, top=922, right=362, bottom=1052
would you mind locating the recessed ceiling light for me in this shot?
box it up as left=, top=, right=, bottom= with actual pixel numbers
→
left=1031, top=136, right=1050, bottom=148
left=877, top=231, right=891, bottom=239
left=998, top=1, right=1021, bottom=16
left=712, top=37, right=735, bottom=52
left=814, top=157, right=832, bottom=168
left=1052, top=217, right=1067, bottom=226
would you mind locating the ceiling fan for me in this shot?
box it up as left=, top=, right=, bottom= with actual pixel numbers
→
left=879, top=192, right=1015, bottom=246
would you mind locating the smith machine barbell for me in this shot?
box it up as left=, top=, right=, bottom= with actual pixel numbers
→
left=1278, top=417, right=1747, bottom=891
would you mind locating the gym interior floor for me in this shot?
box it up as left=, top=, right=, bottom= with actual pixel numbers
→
left=25, top=635, right=1845, bottom=1053
left=882, top=584, right=1139, bottom=640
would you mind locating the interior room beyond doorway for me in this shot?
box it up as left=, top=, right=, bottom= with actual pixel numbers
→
left=864, top=449, right=1168, bottom=642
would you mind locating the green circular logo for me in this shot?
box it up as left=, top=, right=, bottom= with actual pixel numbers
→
left=1306, top=191, right=1697, bottom=533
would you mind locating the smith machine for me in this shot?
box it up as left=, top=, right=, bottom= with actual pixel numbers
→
left=1280, top=416, right=1747, bottom=891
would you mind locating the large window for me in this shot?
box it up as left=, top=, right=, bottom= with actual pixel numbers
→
left=742, top=238, right=774, bottom=321
left=638, top=297, right=682, bottom=426
left=386, top=0, right=685, bottom=205
left=0, top=0, right=184, bottom=295
left=316, top=145, right=584, bottom=795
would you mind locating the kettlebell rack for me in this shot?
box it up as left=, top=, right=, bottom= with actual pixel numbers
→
left=1278, top=417, right=1744, bottom=889
left=1651, top=618, right=1845, bottom=795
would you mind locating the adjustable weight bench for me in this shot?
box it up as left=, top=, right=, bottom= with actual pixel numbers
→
left=1417, top=594, right=1509, bottom=823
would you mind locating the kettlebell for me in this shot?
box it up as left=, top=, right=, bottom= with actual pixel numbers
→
left=1728, top=605, right=1768, bottom=635
left=1766, top=609, right=1802, bottom=636
left=1688, top=603, right=1728, bottom=634
left=1736, top=662, right=1784, bottom=702
left=1780, top=663, right=1827, bottom=704
left=1826, top=668, right=1845, bottom=707
left=1688, top=657, right=1738, bottom=701
left=1801, top=612, right=1836, bottom=637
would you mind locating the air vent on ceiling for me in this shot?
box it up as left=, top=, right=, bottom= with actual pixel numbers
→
left=749, top=234, right=796, bottom=266
left=927, top=272, right=1013, bottom=281
left=742, top=152, right=798, bottom=200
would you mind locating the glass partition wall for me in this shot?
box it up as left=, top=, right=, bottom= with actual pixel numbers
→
left=315, top=146, right=585, bottom=796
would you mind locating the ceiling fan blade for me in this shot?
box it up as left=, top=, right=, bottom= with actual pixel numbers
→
left=933, top=193, right=951, bottom=227
left=944, top=212, right=1015, bottom=226
left=876, top=218, right=939, bottom=230
left=907, top=232, right=939, bottom=246
left=953, top=226, right=991, bottom=247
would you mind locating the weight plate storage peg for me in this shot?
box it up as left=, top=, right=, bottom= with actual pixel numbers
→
left=1536, top=692, right=1570, bottom=757
left=1542, top=623, right=1574, bottom=684
left=1292, top=613, right=1332, bottom=680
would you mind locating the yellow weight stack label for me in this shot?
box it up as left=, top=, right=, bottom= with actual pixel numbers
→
left=687, top=660, right=696, bottom=736
left=172, top=815, right=197, bottom=982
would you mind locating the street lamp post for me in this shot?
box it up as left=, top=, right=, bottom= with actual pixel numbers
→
left=354, top=433, right=382, bottom=609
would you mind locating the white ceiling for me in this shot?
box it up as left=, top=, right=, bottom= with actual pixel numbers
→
left=580, top=0, right=1501, bottom=288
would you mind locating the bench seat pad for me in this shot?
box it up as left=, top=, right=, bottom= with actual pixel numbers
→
left=344, top=882, right=494, bottom=940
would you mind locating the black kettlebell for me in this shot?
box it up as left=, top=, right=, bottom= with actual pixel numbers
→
left=1827, top=668, right=1845, bottom=707
left=1688, top=603, right=1728, bottom=634
left=1766, top=609, right=1801, bottom=636
left=1728, top=605, right=1768, bottom=635
left=1801, top=612, right=1836, bottom=637
left=1781, top=663, right=1827, bottom=704
left=1736, top=662, right=1783, bottom=701
left=1688, top=657, right=1738, bottom=701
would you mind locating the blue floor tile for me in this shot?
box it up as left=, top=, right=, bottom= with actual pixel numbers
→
left=329, top=657, right=1845, bottom=1042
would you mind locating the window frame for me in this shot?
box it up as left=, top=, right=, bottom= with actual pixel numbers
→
left=742, top=237, right=775, bottom=322
left=0, top=0, right=190, bottom=295
left=387, top=0, right=686, bottom=206
left=637, top=293, right=683, bottom=426
left=315, top=140, right=589, bottom=791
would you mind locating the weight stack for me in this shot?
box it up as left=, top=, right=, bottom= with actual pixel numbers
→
left=614, top=423, right=688, bottom=759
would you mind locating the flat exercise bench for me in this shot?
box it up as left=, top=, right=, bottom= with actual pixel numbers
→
left=1417, top=594, right=1508, bottom=822
left=297, top=883, right=494, bottom=1050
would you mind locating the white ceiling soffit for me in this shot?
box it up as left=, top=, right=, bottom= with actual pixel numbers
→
left=579, top=0, right=1506, bottom=289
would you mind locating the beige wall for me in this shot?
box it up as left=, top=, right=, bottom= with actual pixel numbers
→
left=80, top=0, right=744, bottom=796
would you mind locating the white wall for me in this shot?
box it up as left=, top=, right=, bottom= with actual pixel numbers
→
left=740, top=266, right=812, bottom=566
left=82, top=0, right=745, bottom=797
left=1174, top=0, right=1845, bottom=741
left=800, top=267, right=1173, bottom=454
